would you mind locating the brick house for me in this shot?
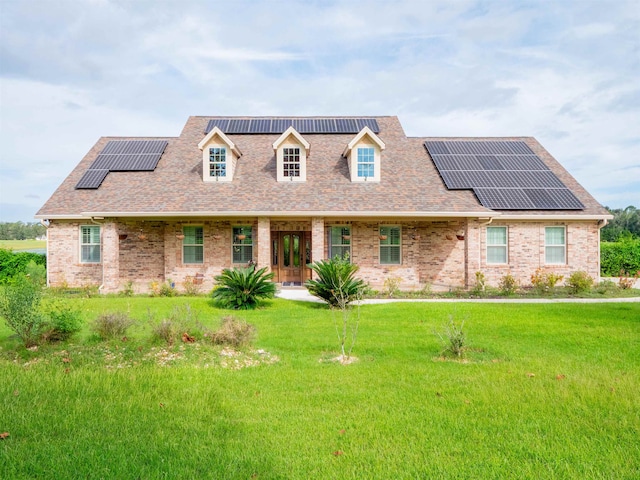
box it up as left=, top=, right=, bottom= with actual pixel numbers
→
left=36, top=116, right=610, bottom=293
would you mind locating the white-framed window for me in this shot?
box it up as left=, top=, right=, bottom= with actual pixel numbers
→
left=80, top=225, right=101, bottom=263
left=183, top=226, right=204, bottom=264
left=487, top=226, right=508, bottom=264
left=283, top=147, right=301, bottom=178
left=233, top=226, right=253, bottom=263
left=328, top=226, right=351, bottom=261
left=209, top=147, right=226, bottom=178
left=357, top=147, right=375, bottom=178
left=380, top=226, right=401, bottom=265
left=545, top=226, right=566, bottom=264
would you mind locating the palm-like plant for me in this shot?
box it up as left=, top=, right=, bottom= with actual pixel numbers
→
left=212, top=266, right=277, bottom=310
left=305, top=257, right=366, bottom=308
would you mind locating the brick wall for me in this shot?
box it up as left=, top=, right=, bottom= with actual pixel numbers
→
left=47, top=221, right=103, bottom=288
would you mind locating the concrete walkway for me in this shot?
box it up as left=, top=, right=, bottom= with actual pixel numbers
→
left=276, top=288, right=640, bottom=304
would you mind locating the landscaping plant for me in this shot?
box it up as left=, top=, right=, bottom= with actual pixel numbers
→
left=212, top=266, right=276, bottom=310
left=209, top=315, right=256, bottom=347
left=435, top=314, right=467, bottom=358
left=0, top=274, right=45, bottom=347
left=91, top=312, right=135, bottom=340
left=305, top=257, right=366, bottom=308
left=567, top=271, right=594, bottom=294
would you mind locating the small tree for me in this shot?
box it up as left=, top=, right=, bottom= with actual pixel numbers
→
left=212, top=266, right=276, bottom=310
left=306, top=257, right=366, bottom=362
left=0, top=274, right=45, bottom=347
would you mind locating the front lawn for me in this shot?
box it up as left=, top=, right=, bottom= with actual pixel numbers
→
left=1, top=298, right=638, bottom=479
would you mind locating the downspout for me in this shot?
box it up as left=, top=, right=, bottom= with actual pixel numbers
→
left=477, top=217, right=494, bottom=276
left=91, top=216, right=105, bottom=292
left=596, top=219, right=609, bottom=282
left=39, top=219, right=50, bottom=286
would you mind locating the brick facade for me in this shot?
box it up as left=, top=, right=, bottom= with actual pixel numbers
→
left=45, top=217, right=602, bottom=293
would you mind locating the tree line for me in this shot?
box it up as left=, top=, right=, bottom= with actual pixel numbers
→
left=601, top=206, right=640, bottom=242
left=0, top=222, right=47, bottom=240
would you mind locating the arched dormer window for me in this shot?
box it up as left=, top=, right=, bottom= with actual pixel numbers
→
left=343, top=126, right=385, bottom=182
left=198, top=126, right=242, bottom=182
left=272, top=126, right=310, bottom=182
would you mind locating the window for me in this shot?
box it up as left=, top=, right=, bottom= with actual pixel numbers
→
left=80, top=225, right=101, bottom=263
left=379, top=226, right=401, bottom=264
left=545, top=226, right=566, bottom=264
left=283, top=147, right=300, bottom=177
left=183, top=226, right=203, bottom=264
left=209, top=147, right=226, bottom=177
left=233, top=226, right=253, bottom=263
left=487, top=226, right=508, bottom=264
left=328, top=226, right=351, bottom=261
left=357, top=147, right=375, bottom=178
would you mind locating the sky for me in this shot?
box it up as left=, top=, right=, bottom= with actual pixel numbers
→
left=0, top=0, right=638, bottom=222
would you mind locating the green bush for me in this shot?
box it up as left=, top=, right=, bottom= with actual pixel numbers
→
left=306, top=257, right=366, bottom=308
left=41, top=299, right=83, bottom=342
left=567, top=271, right=594, bottom=294
left=530, top=268, right=564, bottom=294
left=209, top=316, right=256, bottom=347
left=212, top=266, right=276, bottom=310
left=91, top=312, right=135, bottom=340
left=436, top=315, right=467, bottom=358
left=499, top=273, right=518, bottom=296
left=0, top=249, right=46, bottom=284
left=601, top=239, right=640, bottom=277
left=0, top=274, right=45, bottom=347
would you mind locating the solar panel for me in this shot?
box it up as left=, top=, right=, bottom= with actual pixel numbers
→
left=204, top=118, right=380, bottom=134
left=76, top=140, right=167, bottom=190
left=424, top=140, right=584, bottom=210
left=75, top=169, right=110, bottom=189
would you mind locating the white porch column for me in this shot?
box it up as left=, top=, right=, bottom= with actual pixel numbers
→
left=311, top=217, right=325, bottom=278
left=101, top=221, right=120, bottom=293
left=257, top=217, right=271, bottom=272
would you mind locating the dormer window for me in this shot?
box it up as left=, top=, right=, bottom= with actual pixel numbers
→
left=273, top=126, right=309, bottom=182
left=344, top=126, right=385, bottom=182
left=209, top=147, right=227, bottom=177
left=198, top=126, right=241, bottom=182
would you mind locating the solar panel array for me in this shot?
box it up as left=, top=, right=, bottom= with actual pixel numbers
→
left=424, top=141, right=584, bottom=210
left=75, top=140, right=168, bottom=189
left=204, top=118, right=380, bottom=134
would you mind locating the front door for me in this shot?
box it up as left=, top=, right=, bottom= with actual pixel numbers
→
left=272, top=232, right=310, bottom=284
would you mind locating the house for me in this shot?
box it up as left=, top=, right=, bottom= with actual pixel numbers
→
left=36, top=116, right=611, bottom=293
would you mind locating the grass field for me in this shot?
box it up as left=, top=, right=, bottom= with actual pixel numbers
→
left=0, top=239, right=46, bottom=251
left=1, top=297, right=639, bottom=479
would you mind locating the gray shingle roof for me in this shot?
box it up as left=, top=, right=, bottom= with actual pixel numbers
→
left=36, top=116, right=609, bottom=219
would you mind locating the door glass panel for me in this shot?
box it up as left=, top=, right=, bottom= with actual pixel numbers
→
left=305, top=236, right=311, bottom=265
left=283, top=235, right=290, bottom=267
left=272, top=239, right=278, bottom=265
left=293, top=234, right=300, bottom=267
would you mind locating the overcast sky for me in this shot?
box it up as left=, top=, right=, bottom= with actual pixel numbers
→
left=1, top=0, right=638, bottom=222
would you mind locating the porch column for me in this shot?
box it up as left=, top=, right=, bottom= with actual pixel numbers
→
left=101, top=221, right=120, bottom=293
left=311, top=217, right=325, bottom=279
left=257, top=217, right=271, bottom=272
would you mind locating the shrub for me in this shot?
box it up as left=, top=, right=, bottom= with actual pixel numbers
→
left=0, top=274, right=45, bottom=347
left=209, top=316, right=256, bottom=347
left=120, top=281, right=134, bottom=297
left=383, top=276, right=402, bottom=298
left=41, top=300, right=83, bottom=342
left=150, top=304, right=203, bottom=345
left=91, top=312, right=135, bottom=340
left=471, top=271, right=486, bottom=296
left=0, top=249, right=46, bottom=284
left=212, top=266, right=276, bottom=310
left=25, top=260, right=46, bottom=286
left=601, top=239, right=640, bottom=277
left=499, top=273, right=518, bottom=296
left=567, top=271, right=594, bottom=294
left=618, top=270, right=639, bottom=290
left=531, top=268, right=564, bottom=294
left=306, top=257, right=366, bottom=308
left=182, top=276, right=203, bottom=296
left=436, top=315, right=467, bottom=358
left=594, top=279, right=619, bottom=295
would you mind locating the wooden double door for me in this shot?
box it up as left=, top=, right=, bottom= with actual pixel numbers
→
left=271, top=231, right=311, bottom=284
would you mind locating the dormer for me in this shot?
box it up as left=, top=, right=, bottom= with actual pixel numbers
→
left=272, top=126, right=310, bottom=182
left=343, top=126, right=385, bottom=182
left=198, top=127, right=242, bottom=182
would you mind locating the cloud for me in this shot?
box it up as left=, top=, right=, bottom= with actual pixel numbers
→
left=1, top=0, right=639, bottom=221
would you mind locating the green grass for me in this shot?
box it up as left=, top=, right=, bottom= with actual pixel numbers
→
left=0, top=239, right=46, bottom=251
left=1, top=298, right=639, bottom=479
